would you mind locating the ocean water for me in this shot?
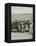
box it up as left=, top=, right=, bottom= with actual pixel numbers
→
left=11, top=14, right=33, bottom=22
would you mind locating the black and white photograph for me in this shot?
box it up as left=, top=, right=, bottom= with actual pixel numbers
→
left=11, top=6, right=33, bottom=40
left=5, top=3, right=35, bottom=43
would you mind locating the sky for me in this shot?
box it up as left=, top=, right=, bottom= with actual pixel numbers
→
left=11, top=6, right=33, bottom=22
left=11, top=6, right=33, bottom=14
